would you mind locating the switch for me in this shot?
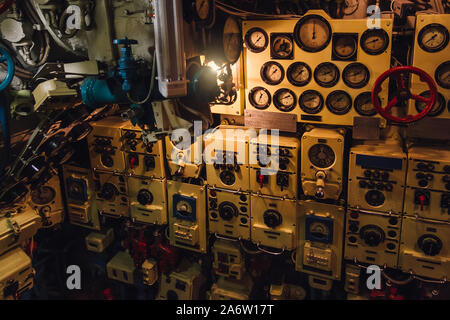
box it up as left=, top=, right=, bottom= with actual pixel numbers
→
left=144, top=155, right=155, bottom=171
left=129, top=153, right=139, bottom=169
left=276, top=172, right=289, bottom=191
left=414, top=190, right=430, bottom=211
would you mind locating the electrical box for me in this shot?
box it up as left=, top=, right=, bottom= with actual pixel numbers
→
left=106, top=251, right=136, bottom=284
left=212, top=239, right=245, bottom=280
left=85, top=228, right=114, bottom=253
left=157, top=264, right=205, bottom=300
left=0, top=247, right=34, bottom=300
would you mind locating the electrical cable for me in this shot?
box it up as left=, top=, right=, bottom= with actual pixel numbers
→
left=127, top=52, right=156, bottom=105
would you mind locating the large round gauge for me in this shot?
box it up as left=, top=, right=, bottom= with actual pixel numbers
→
left=260, top=61, right=284, bottom=85
left=273, top=88, right=297, bottom=112
left=31, top=186, right=56, bottom=205
left=333, top=35, right=357, bottom=60
left=222, top=17, right=242, bottom=64
left=435, top=61, right=450, bottom=89
left=287, top=62, right=311, bottom=86
left=299, top=90, right=323, bottom=114
left=314, top=62, right=340, bottom=88
left=343, top=63, right=370, bottom=88
left=418, top=23, right=449, bottom=53
left=244, top=27, right=268, bottom=53
left=415, top=91, right=446, bottom=117
left=249, top=87, right=271, bottom=109
left=194, top=0, right=213, bottom=21
left=326, top=90, right=352, bottom=115
left=308, top=143, right=335, bottom=168
left=354, top=92, right=379, bottom=116
left=360, top=29, right=390, bottom=55
left=271, top=33, right=294, bottom=59
left=293, top=14, right=332, bottom=52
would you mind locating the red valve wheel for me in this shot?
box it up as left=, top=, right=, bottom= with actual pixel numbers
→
left=371, top=66, right=438, bottom=123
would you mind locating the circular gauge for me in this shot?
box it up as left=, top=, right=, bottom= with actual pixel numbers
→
left=308, top=143, right=335, bottom=168
left=294, top=14, right=332, bottom=52
left=309, top=221, right=330, bottom=240
left=249, top=87, right=271, bottom=109
left=418, top=23, right=449, bottom=53
left=220, top=170, right=236, bottom=186
left=273, top=88, right=297, bottom=112
left=326, top=90, right=352, bottom=115
left=287, top=62, right=312, bottom=86
left=100, top=183, right=118, bottom=201
left=222, top=17, right=242, bottom=64
left=176, top=199, right=193, bottom=217
left=343, top=63, right=370, bottom=88
left=354, top=92, right=379, bottom=116
left=415, top=91, right=446, bottom=117
left=314, top=62, right=340, bottom=88
left=435, top=61, right=450, bottom=89
left=271, top=34, right=293, bottom=59
left=31, top=186, right=56, bottom=205
left=194, top=0, right=212, bottom=21
left=299, top=90, right=324, bottom=114
left=360, top=29, right=390, bottom=55
left=365, top=190, right=385, bottom=207
left=244, top=27, right=268, bottom=53
left=260, top=61, right=284, bottom=85
left=333, top=35, right=357, bottom=60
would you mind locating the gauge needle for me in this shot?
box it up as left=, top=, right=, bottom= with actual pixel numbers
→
left=304, top=97, right=317, bottom=103
left=258, top=93, right=264, bottom=102
left=312, top=21, right=316, bottom=40
left=282, top=95, right=292, bottom=101
left=366, top=38, right=379, bottom=45
left=255, top=36, right=262, bottom=44
left=271, top=68, right=278, bottom=76
left=426, top=34, right=437, bottom=43
left=294, top=69, right=305, bottom=78
left=350, top=71, right=362, bottom=77
left=321, top=70, right=332, bottom=76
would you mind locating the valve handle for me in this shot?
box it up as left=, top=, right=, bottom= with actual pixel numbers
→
left=113, top=37, right=138, bottom=46
left=0, top=47, right=15, bottom=92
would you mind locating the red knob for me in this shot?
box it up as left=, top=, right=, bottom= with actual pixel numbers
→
left=130, top=156, right=137, bottom=169
left=419, top=194, right=426, bottom=211
left=258, top=174, right=265, bottom=188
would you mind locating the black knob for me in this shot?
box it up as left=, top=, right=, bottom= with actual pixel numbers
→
left=425, top=174, right=434, bottom=181
left=418, top=179, right=428, bottom=187
left=417, top=162, right=428, bottom=171
left=360, top=225, right=385, bottom=247
left=144, top=155, right=155, bottom=170
left=263, top=210, right=282, bottom=228
left=444, top=165, right=450, bottom=174
left=100, top=183, right=118, bottom=200
left=349, top=222, right=359, bottom=233
left=376, top=183, right=385, bottom=191
left=364, top=170, right=372, bottom=178
left=218, top=202, right=238, bottom=221
left=418, top=234, right=442, bottom=256
left=137, top=189, right=153, bottom=205
left=372, top=170, right=380, bottom=179
left=385, top=183, right=393, bottom=192
left=416, top=172, right=425, bottom=180
left=443, top=175, right=450, bottom=183
left=381, top=172, right=389, bottom=181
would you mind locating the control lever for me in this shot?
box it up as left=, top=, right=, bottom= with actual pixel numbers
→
left=315, top=171, right=326, bottom=198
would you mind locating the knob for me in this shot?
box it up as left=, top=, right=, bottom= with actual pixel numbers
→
left=218, top=202, right=238, bottom=221
left=137, top=189, right=153, bottom=205
left=381, top=172, right=389, bottom=181
left=418, top=234, right=442, bottom=256
left=364, top=170, right=372, bottom=178
left=100, top=183, right=117, bottom=201
left=263, top=210, right=282, bottom=228
left=360, top=225, right=385, bottom=247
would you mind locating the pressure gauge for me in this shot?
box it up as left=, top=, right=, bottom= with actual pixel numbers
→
left=309, top=221, right=331, bottom=241
left=435, top=61, right=450, bottom=89
left=326, top=90, right=352, bottom=115
left=244, top=27, right=268, bottom=53
left=360, top=29, right=390, bottom=55
left=314, top=62, right=340, bottom=88
left=194, top=0, right=213, bottom=21
left=343, top=63, right=370, bottom=88
left=249, top=87, right=271, bottom=109
left=294, top=14, right=332, bottom=52
left=354, top=92, right=378, bottom=116
left=31, top=186, right=56, bottom=205
left=287, top=62, right=312, bottom=86
left=415, top=91, right=446, bottom=117
left=175, top=199, right=194, bottom=217
left=260, top=61, right=284, bottom=85
left=270, top=33, right=294, bottom=59
left=222, top=17, right=242, bottom=64
left=299, top=90, right=324, bottom=114
left=273, top=88, right=297, bottom=112
left=332, top=34, right=357, bottom=60
left=418, top=23, right=449, bottom=53
left=308, top=143, right=335, bottom=168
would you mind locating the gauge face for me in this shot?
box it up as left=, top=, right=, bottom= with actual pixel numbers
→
left=31, top=186, right=56, bottom=205
left=415, top=91, right=445, bottom=117
left=244, top=27, right=268, bottom=53
left=332, top=34, right=357, bottom=60
left=271, top=33, right=294, bottom=59
left=343, top=63, right=370, bottom=88
left=273, top=89, right=297, bottom=112
left=260, top=61, right=284, bottom=85
left=294, top=14, right=332, bottom=52
left=222, top=17, right=242, bottom=64
left=360, top=29, right=390, bottom=55
left=418, top=23, right=449, bottom=53
left=195, top=0, right=211, bottom=20
left=308, top=143, right=335, bottom=168
left=287, top=62, right=311, bottom=86
left=435, top=61, right=450, bottom=89
left=299, top=90, right=324, bottom=114
left=326, top=90, right=352, bottom=115
left=314, top=62, right=340, bottom=88
left=309, top=222, right=331, bottom=240
left=249, top=87, right=271, bottom=109
left=354, top=92, right=379, bottom=116
left=176, top=200, right=193, bottom=216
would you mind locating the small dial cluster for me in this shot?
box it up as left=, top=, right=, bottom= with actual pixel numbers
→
left=93, top=137, right=115, bottom=168
left=358, top=168, right=394, bottom=207
left=213, top=151, right=241, bottom=186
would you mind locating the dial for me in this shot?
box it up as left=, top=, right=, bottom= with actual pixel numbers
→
left=194, top=0, right=211, bottom=21
left=31, top=186, right=56, bottom=205
left=309, top=222, right=330, bottom=241
left=175, top=200, right=194, bottom=217
left=244, top=27, right=268, bottom=53
left=415, top=91, right=446, bottom=117
left=299, top=90, right=324, bottom=114
left=435, top=61, right=450, bottom=89
left=360, top=225, right=385, bottom=247
left=417, top=234, right=443, bottom=256
left=100, top=183, right=118, bottom=201
left=343, top=63, right=370, bottom=88
left=287, top=62, right=311, bottom=86
left=354, top=92, right=379, bottom=116
left=326, top=90, right=352, bottom=115
left=294, top=14, right=332, bottom=52
left=271, top=33, right=294, bottom=59
left=249, top=87, right=271, bottom=109
left=332, top=34, right=357, bottom=60
left=314, top=62, right=340, bottom=88
left=418, top=23, right=449, bottom=53
left=365, top=190, right=385, bottom=206
left=360, top=29, right=390, bottom=55
left=222, top=17, right=242, bottom=64
left=137, top=189, right=153, bottom=205
left=308, top=143, right=335, bottom=168
left=218, top=201, right=238, bottom=221
left=263, top=210, right=283, bottom=228
left=273, top=89, right=296, bottom=112
left=260, top=61, right=284, bottom=85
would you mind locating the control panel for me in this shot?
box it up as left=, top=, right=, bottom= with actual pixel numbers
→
left=165, top=135, right=204, bottom=179
left=95, top=172, right=129, bottom=218
left=212, top=239, right=245, bottom=280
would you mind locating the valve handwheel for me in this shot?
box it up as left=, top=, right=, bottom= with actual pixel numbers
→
left=0, top=47, right=15, bottom=92
left=372, top=66, right=437, bottom=123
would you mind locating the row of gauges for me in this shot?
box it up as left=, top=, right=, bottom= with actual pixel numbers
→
left=249, top=87, right=377, bottom=116
left=260, top=61, right=370, bottom=89
left=244, top=15, right=390, bottom=58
